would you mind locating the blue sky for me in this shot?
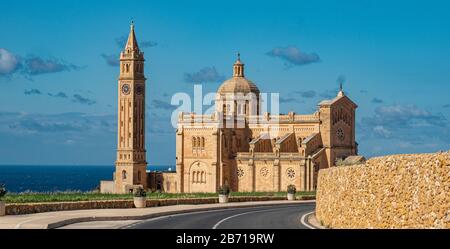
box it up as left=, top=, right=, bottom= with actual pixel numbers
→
left=1, top=0, right=449, bottom=165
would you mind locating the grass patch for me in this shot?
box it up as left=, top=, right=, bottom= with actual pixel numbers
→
left=4, top=191, right=315, bottom=204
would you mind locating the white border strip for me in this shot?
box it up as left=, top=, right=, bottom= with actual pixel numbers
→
left=300, top=211, right=316, bottom=229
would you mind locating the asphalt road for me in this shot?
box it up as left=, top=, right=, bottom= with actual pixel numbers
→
left=124, top=203, right=315, bottom=229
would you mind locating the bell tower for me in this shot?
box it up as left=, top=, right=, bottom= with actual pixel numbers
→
left=114, top=22, right=147, bottom=193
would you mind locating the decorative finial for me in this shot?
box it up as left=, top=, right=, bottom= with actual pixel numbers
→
left=131, top=20, right=134, bottom=29
left=233, top=52, right=244, bottom=77
left=337, top=82, right=345, bottom=97
left=337, top=75, right=345, bottom=97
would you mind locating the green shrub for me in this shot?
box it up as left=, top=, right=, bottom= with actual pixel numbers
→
left=218, top=185, right=230, bottom=195
left=335, top=158, right=345, bottom=166
left=133, top=188, right=146, bottom=197
left=287, top=184, right=296, bottom=194
left=0, top=184, right=6, bottom=200
left=3, top=191, right=315, bottom=203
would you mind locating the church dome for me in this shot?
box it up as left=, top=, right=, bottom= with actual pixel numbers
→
left=217, top=54, right=260, bottom=95
left=218, top=77, right=260, bottom=94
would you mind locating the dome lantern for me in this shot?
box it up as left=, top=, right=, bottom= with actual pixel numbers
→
left=217, top=53, right=259, bottom=95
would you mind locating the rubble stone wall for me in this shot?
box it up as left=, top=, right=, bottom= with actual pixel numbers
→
left=316, top=152, right=449, bottom=228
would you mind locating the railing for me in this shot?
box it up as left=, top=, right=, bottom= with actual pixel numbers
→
left=177, top=112, right=320, bottom=124
left=247, top=113, right=319, bottom=123
left=178, top=113, right=217, bottom=122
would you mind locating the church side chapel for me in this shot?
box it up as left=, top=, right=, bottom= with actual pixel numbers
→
left=101, top=23, right=359, bottom=194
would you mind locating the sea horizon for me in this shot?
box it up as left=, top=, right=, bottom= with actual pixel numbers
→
left=0, top=165, right=174, bottom=193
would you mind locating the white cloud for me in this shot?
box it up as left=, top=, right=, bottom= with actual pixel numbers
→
left=373, top=125, right=391, bottom=138
left=0, top=48, right=19, bottom=75
left=184, top=67, right=225, bottom=83
left=266, top=46, right=320, bottom=66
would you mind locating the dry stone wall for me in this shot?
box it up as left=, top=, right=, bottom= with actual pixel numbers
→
left=316, top=151, right=449, bottom=228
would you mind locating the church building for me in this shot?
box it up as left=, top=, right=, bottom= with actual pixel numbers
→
left=101, top=24, right=359, bottom=194
left=156, top=55, right=358, bottom=193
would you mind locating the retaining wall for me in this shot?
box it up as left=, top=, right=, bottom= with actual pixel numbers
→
left=316, top=152, right=449, bottom=228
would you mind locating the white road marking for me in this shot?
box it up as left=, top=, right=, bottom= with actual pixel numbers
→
left=14, top=218, right=38, bottom=229
left=121, top=205, right=288, bottom=229
left=119, top=204, right=314, bottom=229
left=300, top=211, right=316, bottom=229
left=212, top=207, right=290, bottom=229
left=120, top=208, right=239, bottom=229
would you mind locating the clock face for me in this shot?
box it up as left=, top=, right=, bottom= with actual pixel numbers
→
left=336, top=128, right=345, bottom=141
left=136, top=85, right=144, bottom=95
left=121, top=84, right=130, bottom=95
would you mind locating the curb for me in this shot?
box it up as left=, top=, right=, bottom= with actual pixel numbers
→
left=6, top=196, right=316, bottom=216
left=48, top=200, right=316, bottom=229
left=305, top=212, right=326, bottom=229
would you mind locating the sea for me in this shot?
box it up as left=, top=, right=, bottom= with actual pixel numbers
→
left=0, top=165, right=172, bottom=193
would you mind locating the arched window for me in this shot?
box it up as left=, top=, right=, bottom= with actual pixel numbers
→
left=122, top=170, right=127, bottom=180
left=192, top=137, right=196, bottom=148
left=138, top=171, right=141, bottom=181
left=126, top=64, right=129, bottom=73
left=245, top=100, right=249, bottom=114
left=192, top=171, right=196, bottom=182
left=201, top=137, right=205, bottom=148
left=196, top=136, right=201, bottom=147
left=201, top=171, right=204, bottom=183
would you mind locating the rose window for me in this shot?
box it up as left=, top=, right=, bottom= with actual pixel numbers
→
left=260, top=167, right=269, bottom=177
left=286, top=168, right=295, bottom=180
left=237, top=167, right=244, bottom=178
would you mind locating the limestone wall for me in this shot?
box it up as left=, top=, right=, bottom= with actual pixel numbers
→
left=316, top=151, right=449, bottom=228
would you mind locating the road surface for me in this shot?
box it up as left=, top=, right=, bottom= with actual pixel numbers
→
left=123, top=203, right=315, bottom=229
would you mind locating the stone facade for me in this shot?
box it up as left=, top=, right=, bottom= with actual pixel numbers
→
left=104, top=25, right=359, bottom=194
left=316, top=151, right=450, bottom=228
left=159, top=55, right=358, bottom=193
